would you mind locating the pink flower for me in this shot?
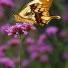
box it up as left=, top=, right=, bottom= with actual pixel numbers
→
left=0, top=50, right=5, bottom=57
left=22, top=59, right=30, bottom=68
left=59, top=30, right=68, bottom=38
left=46, top=26, right=58, bottom=36
left=0, top=57, right=15, bottom=68
left=3, top=23, right=36, bottom=37
left=39, top=55, right=49, bottom=63
left=0, top=0, right=15, bottom=8
left=30, top=52, right=39, bottom=60
left=28, top=45, right=38, bottom=53
left=0, top=45, right=9, bottom=57
left=37, top=34, right=47, bottom=44
left=26, top=37, right=34, bottom=45
left=7, top=38, right=20, bottom=47
left=26, top=34, right=54, bottom=62
left=63, top=52, right=68, bottom=60
left=0, top=24, right=10, bottom=34
left=39, top=45, right=53, bottom=54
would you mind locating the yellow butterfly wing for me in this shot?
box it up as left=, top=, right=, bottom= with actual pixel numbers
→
left=14, top=14, right=36, bottom=24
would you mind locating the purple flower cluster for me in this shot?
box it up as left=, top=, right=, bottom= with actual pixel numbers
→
left=63, top=52, right=68, bottom=60
left=0, top=0, right=15, bottom=8
left=0, top=24, right=10, bottom=34
left=22, top=59, right=30, bottom=68
left=1, top=23, right=36, bottom=37
left=0, top=48, right=13, bottom=67
left=0, top=45, right=8, bottom=57
left=26, top=34, right=53, bottom=63
left=59, top=30, right=68, bottom=38
left=0, top=57, right=15, bottom=68
left=46, top=26, right=59, bottom=36
left=0, top=37, right=21, bottom=67
left=7, top=38, right=20, bottom=47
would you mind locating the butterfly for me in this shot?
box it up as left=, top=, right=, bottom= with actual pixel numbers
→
left=14, top=0, right=61, bottom=25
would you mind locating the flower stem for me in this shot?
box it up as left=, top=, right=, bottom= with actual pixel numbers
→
left=19, top=35, right=25, bottom=68
left=65, top=61, right=68, bottom=68
left=19, top=34, right=29, bottom=68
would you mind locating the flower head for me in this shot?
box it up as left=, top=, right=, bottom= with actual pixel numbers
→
left=7, top=38, right=20, bottom=47
left=26, top=34, right=53, bottom=61
left=0, top=0, right=15, bottom=8
left=22, top=59, right=30, bottom=68
left=39, top=55, right=49, bottom=63
left=0, top=57, right=15, bottom=68
left=26, top=37, right=34, bottom=45
left=59, top=30, right=68, bottom=38
left=2, top=23, right=36, bottom=37
left=63, top=52, right=68, bottom=60
left=46, top=26, right=59, bottom=36
left=37, top=34, right=47, bottom=44
left=30, top=52, right=39, bottom=60
left=0, top=24, right=10, bottom=34
left=0, top=45, right=9, bottom=57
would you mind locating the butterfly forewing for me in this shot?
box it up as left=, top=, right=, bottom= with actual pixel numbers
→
left=14, top=14, right=36, bottom=24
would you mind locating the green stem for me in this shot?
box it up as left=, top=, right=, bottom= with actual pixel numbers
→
left=65, top=61, right=68, bottom=68
left=19, top=35, right=25, bottom=68
left=19, top=34, right=29, bottom=68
